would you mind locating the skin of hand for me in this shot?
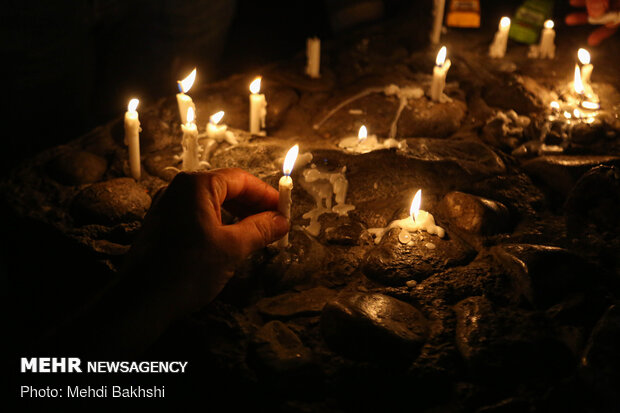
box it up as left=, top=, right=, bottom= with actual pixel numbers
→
left=566, top=0, right=620, bottom=45
left=124, top=168, right=290, bottom=317
left=53, top=168, right=289, bottom=358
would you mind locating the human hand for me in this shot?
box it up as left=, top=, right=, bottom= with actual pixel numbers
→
left=125, top=168, right=290, bottom=317
left=566, top=0, right=620, bottom=45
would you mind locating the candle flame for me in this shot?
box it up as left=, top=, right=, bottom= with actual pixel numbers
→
left=581, top=101, right=600, bottom=110
left=578, top=48, right=590, bottom=65
left=563, top=111, right=572, bottom=119
left=128, top=98, right=139, bottom=112
left=574, top=64, right=584, bottom=95
left=283, top=144, right=299, bottom=176
left=436, top=46, right=447, bottom=66
left=410, top=189, right=422, bottom=222
left=500, top=17, right=511, bottom=28
left=358, top=125, right=368, bottom=142
left=187, top=107, right=195, bottom=124
left=179, top=68, right=197, bottom=93
left=550, top=101, right=560, bottom=110
left=544, top=19, right=554, bottom=29
left=250, top=77, right=262, bottom=94
left=210, top=111, right=225, bottom=124
left=573, top=108, right=581, bottom=118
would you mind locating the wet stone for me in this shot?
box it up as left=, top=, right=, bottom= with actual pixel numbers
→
left=482, top=75, right=542, bottom=114
left=454, top=296, right=572, bottom=378
left=522, top=155, right=620, bottom=203
left=252, top=320, right=313, bottom=374
left=323, top=221, right=364, bottom=245
left=491, top=244, right=595, bottom=308
left=48, top=150, right=108, bottom=185
left=580, top=304, right=620, bottom=406
left=320, top=292, right=429, bottom=361
left=438, top=191, right=511, bottom=236
left=397, top=98, right=467, bottom=138
left=70, top=178, right=151, bottom=225
left=363, top=227, right=476, bottom=286
left=256, top=286, right=337, bottom=319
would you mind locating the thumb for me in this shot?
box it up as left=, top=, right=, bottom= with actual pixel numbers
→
left=220, top=211, right=290, bottom=257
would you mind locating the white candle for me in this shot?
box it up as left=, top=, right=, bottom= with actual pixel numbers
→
left=176, top=68, right=196, bottom=124
left=538, top=20, right=555, bottom=59
left=207, top=111, right=227, bottom=142
left=368, top=189, right=445, bottom=244
left=124, top=98, right=141, bottom=180
left=181, top=107, right=200, bottom=171
left=574, top=64, right=585, bottom=100
left=305, top=37, right=321, bottom=78
left=578, top=48, right=594, bottom=96
left=430, top=46, right=451, bottom=102
left=430, top=0, right=446, bottom=44
left=249, top=76, right=267, bottom=135
left=489, top=17, right=511, bottom=58
left=277, top=144, right=299, bottom=248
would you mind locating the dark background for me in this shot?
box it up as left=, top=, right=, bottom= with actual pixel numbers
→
left=2, top=0, right=586, bottom=176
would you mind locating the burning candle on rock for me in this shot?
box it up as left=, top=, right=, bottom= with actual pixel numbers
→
left=249, top=76, right=267, bottom=135
left=277, top=144, right=299, bottom=248
left=338, top=125, right=404, bottom=153
left=207, top=111, right=227, bottom=142
left=578, top=48, right=594, bottom=97
left=489, top=17, right=511, bottom=58
left=124, top=98, right=141, bottom=180
left=430, top=46, right=451, bottom=102
left=181, top=107, right=200, bottom=171
left=305, top=37, right=321, bottom=78
left=529, top=20, right=555, bottom=59
left=176, top=68, right=196, bottom=124
left=368, top=189, right=445, bottom=245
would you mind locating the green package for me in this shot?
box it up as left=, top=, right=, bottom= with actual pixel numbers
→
left=509, top=0, right=554, bottom=44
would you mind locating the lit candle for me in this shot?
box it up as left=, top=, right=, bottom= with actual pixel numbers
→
left=207, top=111, right=227, bottom=142
left=489, top=17, right=511, bottom=58
left=430, top=46, right=451, bottom=102
left=181, top=107, right=200, bottom=171
left=176, top=68, right=197, bottom=124
left=574, top=64, right=584, bottom=99
left=538, top=20, right=555, bottom=59
left=430, top=0, right=446, bottom=44
left=305, top=37, right=321, bottom=78
left=124, top=98, right=141, bottom=180
left=277, top=144, right=299, bottom=248
left=249, top=76, right=267, bottom=135
left=578, top=48, right=593, bottom=96
left=367, top=189, right=445, bottom=244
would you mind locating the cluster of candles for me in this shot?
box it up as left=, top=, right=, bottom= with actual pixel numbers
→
left=120, top=19, right=601, bottom=248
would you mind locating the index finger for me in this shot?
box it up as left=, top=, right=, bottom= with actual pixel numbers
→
left=207, top=168, right=279, bottom=213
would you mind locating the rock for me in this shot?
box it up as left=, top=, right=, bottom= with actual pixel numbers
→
left=363, top=227, right=476, bottom=286
left=397, top=98, right=467, bottom=138
left=138, top=103, right=180, bottom=152
left=256, top=287, right=337, bottom=318
left=565, top=165, right=620, bottom=267
left=71, top=178, right=151, bottom=225
left=490, top=244, right=595, bottom=308
left=471, top=173, right=545, bottom=217
left=475, top=398, right=532, bottom=413
left=482, top=75, right=542, bottom=114
left=324, top=222, right=364, bottom=245
left=252, top=321, right=313, bottom=373
left=580, top=304, right=620, bottom=407
left=438, top=191, right=511, bottom=236
left=48, top=150, right=107, bottom=185
left=522, top=155, right=620, bottom=204
left=320, top=292, right=429, bottom=361
left=454, top=296, right=572, bottom=378
left=266, top=87, right=298, bottom=129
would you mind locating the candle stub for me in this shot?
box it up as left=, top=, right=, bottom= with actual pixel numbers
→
left=489, top=17, right=511, bottom=58
left=249, top=77, right=267, bottom=135
left=430, top=46, right=451, bottom=102
left=176, top=68, right=196, bottom=124
left=277, top=145, right=299, bottom=248
left=305, top=37, right=321, bottom=78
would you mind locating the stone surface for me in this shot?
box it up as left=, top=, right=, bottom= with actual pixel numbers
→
left=491, top=244, right=594, bottom=308
left=454, top=296, right=572, bottom=378
left=580, top=304, right=620, bottom=407
left=70, top=178, right=151, bottom=225
left=252, top=320, right=313, bottom=373
left=438, top=191, right=511, bottom=236
left=266, top=87, right=299, bottom=129
left=48, top=150, right=108, bottom=185
left=256, top=287, right=337, bottom=319
left=482, top=74, right=542, bottom=114
left=397, top=98, right=467, bottom=138
left=363, top=227, right=476, bottom=286
left=522, top=155, right=620, bottom=203
left=321, top=292, right=429, bottom=361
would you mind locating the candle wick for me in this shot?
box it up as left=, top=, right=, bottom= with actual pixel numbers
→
left=177, top=82, right=183, bottom=93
